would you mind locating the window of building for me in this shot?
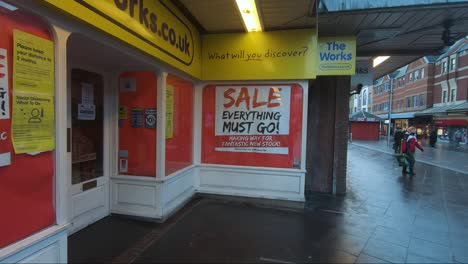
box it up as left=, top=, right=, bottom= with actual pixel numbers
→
left=409, top=72, right=413, bottom=81
left=419, top=94, right=424, bottom=107
left=450, top=57, right=456, bottom=71
left=363, top=92, right=367, bottom=106
left=402, top=76, right=405, bottom=85
left=451, top=88, right=456, bottom=102
left=442, top=61, right=448, bottom=73
left=421, top=67, right=425, bottom=79
left=414, top=69, right=419, bottom=80
left=412, top=95, right=417, bottom=108
left=443, top=90, right=448, bottom=103
left=406, top=97, right=411, bottom=108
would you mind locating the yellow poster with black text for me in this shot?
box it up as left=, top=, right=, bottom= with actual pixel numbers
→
left=12, top=93, right=55, bottom=153
left=202, top=29, right=317, bottom=80
left=317, top=37, right=356, bottom=76
left=13, top=30, right=54, bottom=95
left=12, top=30, right=55, bottom=153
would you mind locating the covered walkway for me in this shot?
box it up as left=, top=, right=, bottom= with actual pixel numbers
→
left=69, top=145, right=468, bottom=263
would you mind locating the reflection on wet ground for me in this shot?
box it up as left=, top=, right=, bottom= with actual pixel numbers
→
left=69, top=144, right=468, bottom=263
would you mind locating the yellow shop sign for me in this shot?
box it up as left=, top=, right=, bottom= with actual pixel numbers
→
left=202, top=29, right=317, bottom=80
left=44, top=0, right=202, bottom=78
left=317, top=37, right=356, bottom=76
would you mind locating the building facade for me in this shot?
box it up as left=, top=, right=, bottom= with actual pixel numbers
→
left=371, top=37, right=468, bottom=139
left=418, top=38, right=468, bottom=143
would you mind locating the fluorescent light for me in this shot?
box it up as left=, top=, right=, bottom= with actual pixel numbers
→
left=236, top=0, right=263, bottom=32
left=0, top=1, right=17, bottom=11
left=373, top=56, right=390, bottom=67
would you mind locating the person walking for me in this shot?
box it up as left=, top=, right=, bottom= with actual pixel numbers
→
left=429, top=129, right=437, bottom=148
left=402, top=126, right=424, bottom=176
left=393, top=127, right=404, bottom=153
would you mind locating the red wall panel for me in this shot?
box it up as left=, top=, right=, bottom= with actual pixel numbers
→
left=0, top=10, right=54, bottom=248
left=165, top=75, right=194, bottom=176
left=118, top=72, right=157, bottom=176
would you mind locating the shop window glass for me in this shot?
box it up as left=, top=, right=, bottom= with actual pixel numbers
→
left=165, top=74, right=193, bottom=176
left=0, top=7, right=55, bottom=248
left=71, top=69, right=103, bottom=184
left=118, top=71, right=157, bottom=176
left=202, top=84, right=303, bottom=169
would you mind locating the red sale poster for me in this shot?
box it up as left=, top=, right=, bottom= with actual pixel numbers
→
left=215, top=85, right=291, bottom=154
left=202, top=84, right=303, bottom=169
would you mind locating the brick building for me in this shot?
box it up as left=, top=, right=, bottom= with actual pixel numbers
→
left=371, top=37, right=468, bottom=140
left=417, top=38, right=468, bottom=143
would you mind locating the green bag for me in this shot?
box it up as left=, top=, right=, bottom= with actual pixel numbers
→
left=396, top=154, right=410, bottom=167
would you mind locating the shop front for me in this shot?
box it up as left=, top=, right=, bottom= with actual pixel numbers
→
left=434, top=118, right=468, bottom=143
left=0, top=1, right=356, bottom=263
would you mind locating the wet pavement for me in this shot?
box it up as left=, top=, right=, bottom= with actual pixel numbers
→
left=69, top=145, right=468, bottom=263
left=352, top=139, right=468, bottom=175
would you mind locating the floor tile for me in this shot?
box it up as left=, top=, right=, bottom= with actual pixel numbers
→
left=355, top=253, right=389, bottom=263
left=408, top=237, right=453, bottom=263
left=371, top=225, right=411, bottom=247
left=363, top=238, right=407, bottom=263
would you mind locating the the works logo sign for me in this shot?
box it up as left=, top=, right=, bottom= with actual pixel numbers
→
left=75, top=0, right=194, bottom=66
left=318, top=41, right=353, bottom=71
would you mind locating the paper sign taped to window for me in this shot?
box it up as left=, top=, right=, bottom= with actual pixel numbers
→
left=0, top=152, right=11, bottom=167
left=0, top=48, right=10, bottom=120
left=78, top=103, right=96, bottom=120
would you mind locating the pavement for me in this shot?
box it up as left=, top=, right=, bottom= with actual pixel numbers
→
left=351, top=139, right=468, bottom=175
left=69, top=145, right=468, bottom=263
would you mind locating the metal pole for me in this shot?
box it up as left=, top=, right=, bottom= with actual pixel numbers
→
left=387, top=76, right=393, bottom=147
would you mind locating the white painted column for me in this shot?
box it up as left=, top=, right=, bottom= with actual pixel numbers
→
left=52, top=24, right=71, bottom=226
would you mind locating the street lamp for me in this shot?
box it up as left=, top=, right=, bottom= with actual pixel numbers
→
left=386, top=72, right=398, bottom=147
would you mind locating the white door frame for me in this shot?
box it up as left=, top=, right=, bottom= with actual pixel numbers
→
left=66, top=61, right=114, bottom=234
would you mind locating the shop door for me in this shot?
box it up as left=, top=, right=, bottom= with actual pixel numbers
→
left=68, top=68, right=109, bottom=233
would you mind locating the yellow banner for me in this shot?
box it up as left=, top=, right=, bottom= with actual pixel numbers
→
left=202, top=29, right=317, bottom=80
left=43, top=0, right=202, bottom=79
left=13, top=30, right=54, bottom=95
left=165, top=84, right=174, bottom=139
left=12, top=93, right=55, bottom=154
left=317, top=37, right=356, bottom=76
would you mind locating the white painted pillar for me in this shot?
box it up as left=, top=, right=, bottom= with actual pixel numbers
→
left=156, top=71, right=167, bottom=179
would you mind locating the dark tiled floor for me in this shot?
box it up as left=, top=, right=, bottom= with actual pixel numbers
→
left=69, top=144, right=468, bottom=263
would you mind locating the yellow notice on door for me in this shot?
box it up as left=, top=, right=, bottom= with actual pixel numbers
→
left=165, top=85, right=174, bottom=139
left=13, top=30, right=54, bottom=95
left=12, top=93, right=55, bottom=154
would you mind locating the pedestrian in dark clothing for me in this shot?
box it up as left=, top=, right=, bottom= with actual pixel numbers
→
left=402, top=126, right=424, bottom=176
left=393, top=127, right=404, bottom=153
left=429, top=130, right=437, bottom=148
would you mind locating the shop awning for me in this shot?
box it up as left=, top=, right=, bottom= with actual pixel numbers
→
left=376, top=112, right=416, bottom=119
left=349, top=111, right=381, bottom=122
left=434, top=119, right=468, bottom=126
left=416, top=101, right=468, bottom=116
left=447, top=101, right=468, bottom=113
